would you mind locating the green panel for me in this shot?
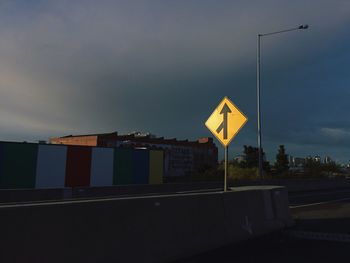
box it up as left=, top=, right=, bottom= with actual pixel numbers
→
left=113, top=148, right=133, bottom=185
left=0, top=143, right=38, bottom=189
left=149, top=150, right=163, bottom=184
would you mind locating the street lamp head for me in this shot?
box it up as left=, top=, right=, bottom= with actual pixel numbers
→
left=299, top=24, right=309, bottom=29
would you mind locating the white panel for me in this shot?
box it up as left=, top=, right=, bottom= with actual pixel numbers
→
left=90, top=147, right=114, bottom=187
left=35, top=145, right=67, bottom=188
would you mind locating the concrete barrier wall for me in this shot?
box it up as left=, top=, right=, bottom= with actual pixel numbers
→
left=0, top=141, right=164, bottom=189
left=0, top=182, right=222, bottom=203
left=2, top=176, right=350, bottom=203
left=0, top=186, right=292, bottom=263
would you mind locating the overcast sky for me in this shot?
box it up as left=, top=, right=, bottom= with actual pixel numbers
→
left=1, top=0, right=350, bottom=163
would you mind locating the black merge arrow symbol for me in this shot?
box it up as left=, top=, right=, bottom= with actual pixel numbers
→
left=216, top=103, right=232, bottom=140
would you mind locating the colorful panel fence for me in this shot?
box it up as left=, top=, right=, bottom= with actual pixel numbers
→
left=90, top=147, right=114, bottom=187
left=0, top=142, right=38, bottom=189
left=36, top=145, right=67, bottom=189
left=0, top=142, right=164, bottom=189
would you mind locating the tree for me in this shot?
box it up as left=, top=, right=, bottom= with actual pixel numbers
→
left=243, top=145, right=259, bottom=168
left=241, top=145, right=269, bottom=171
left=304, top=157, right=340, bottom=177
left=304, top=157, right=322, bottom=177
left=275, top=145, right=289, bottom=173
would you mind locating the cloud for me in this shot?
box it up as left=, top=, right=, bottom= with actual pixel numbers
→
left=1, top=0, right=350, bottom=161
left=321, top=127, right=350, bottom=141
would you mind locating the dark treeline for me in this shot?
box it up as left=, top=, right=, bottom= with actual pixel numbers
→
left=167, top=144, right=346, bottom=183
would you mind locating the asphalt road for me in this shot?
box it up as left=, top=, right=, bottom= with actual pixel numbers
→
left=175, top=188, right=350, bottom=263
left=173, top=232, right=350, bottom=263
left=289, top=188, right=350, bottom=207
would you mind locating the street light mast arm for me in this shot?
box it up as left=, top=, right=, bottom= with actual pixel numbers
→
left=260, top=24, right=308, bottom=37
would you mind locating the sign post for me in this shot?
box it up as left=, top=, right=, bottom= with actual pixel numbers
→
left=224, top=146, right=228, bottom=192
left=205, top=97, right=248, bottom=192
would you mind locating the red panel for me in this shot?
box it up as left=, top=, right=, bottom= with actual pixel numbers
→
left=65, top=146, right=92, bottom=187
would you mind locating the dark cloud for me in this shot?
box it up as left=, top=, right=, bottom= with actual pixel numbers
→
left=1, top=1, right=350, bottom=162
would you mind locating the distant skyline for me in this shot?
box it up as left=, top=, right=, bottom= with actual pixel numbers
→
left=1, top=1, right=350, bottom=163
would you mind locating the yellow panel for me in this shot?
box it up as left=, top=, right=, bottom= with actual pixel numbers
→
left=205, top=97, right=248, bottom=147
left=149, top=150, right=163, bottom=184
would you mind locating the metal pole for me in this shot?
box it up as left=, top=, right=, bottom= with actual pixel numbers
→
left=256, top=25, right=308, bottom=181
left=257, top=34, right=263, bottom=180
left=224, top=146, right=228, bottom=192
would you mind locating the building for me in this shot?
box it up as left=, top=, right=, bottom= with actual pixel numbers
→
left=314, top=155, right=321, bottom=163
left=289, top=157, right=306, bottom=167
left=324, top=156, right=333, bottom=164
left=50, top=131, right=218, bottom=177
left=233, top=155, right=245, bottom=164
left=289, top=155, right=294, bottom=167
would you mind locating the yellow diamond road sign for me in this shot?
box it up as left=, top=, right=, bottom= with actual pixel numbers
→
left=205, top=97, right=248, bottom=147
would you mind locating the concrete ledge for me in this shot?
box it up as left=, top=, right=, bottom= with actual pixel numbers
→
left=0, top=182, right=223, bottom=203
left=2, top=178, right=350, bottom=203
left=0, top=186, right=292, bottom=263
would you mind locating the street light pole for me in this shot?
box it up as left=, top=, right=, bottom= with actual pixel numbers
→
left=257, top=33, right=263, bottom=180
left=257, top=24, right=308, bottom=180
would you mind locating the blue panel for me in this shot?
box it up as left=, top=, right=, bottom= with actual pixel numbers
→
left=133, top=149, right=149, bottom=184
left=90, top=147, right=114, bottom=187
left=36, top=145, right=67, bottom=188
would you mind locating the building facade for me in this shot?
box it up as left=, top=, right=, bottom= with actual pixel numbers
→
left=50, top=131, right=218, bottom=177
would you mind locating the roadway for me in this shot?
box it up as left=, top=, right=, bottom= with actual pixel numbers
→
left=289, top=188, right=350, bottom=207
